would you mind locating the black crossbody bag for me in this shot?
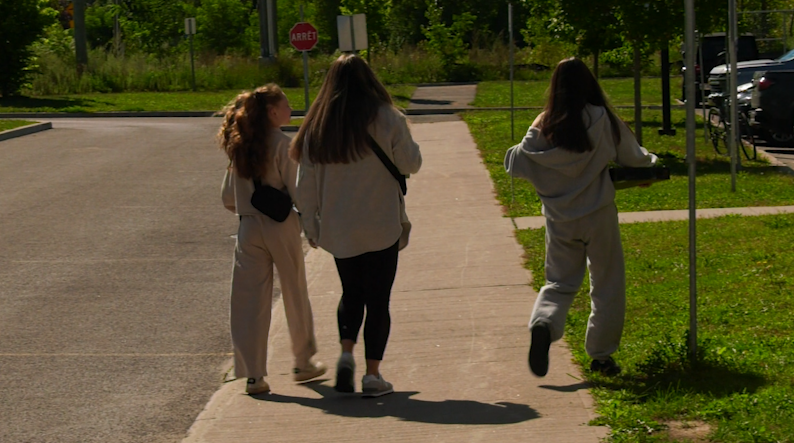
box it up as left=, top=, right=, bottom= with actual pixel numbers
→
left=251, top=177, right=293, bottom=222
left=367, top=135, right=407, bottom=195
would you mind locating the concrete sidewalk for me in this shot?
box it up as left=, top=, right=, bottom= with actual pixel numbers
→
left=182, top=120, right=607, bottom=443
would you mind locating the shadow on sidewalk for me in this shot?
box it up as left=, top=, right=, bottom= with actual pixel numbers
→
left=410, top=98, right=454, bottom=106
left=254, top=381, right=539, bottom=425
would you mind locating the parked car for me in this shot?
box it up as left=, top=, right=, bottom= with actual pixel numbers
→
left=681, top=33, right=759, bottom=101
left=749, top=70, right=794, bottom=145
left=709, top=48, right=794, bottom=96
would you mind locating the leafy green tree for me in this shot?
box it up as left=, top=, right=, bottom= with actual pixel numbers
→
left=314, top=0, right=341, bottom=51
left=340, top=0, right=389, bottom=46
left=0, top=0, right=55, bottom=96
left=118, top=0, right=188, bottom=55
left=196, top=0, right=253, bottom=54
left=421, top=0, right=475, bottom=67
left=85, top=1, right=119, bottom=50
left=388, top=0, right=426, bottom=47
left=558, top=0, right=621, bottom=77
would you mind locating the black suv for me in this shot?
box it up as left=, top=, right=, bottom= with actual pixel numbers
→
left=681, top=33, right=759, bottom=101
left=750, top=70, right=794, bottom=145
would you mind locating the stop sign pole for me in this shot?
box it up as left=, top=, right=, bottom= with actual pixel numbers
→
left=291, top=7, right=318, bottom=112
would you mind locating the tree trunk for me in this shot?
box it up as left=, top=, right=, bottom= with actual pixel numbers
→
left=593, top=48, right=599, bottom=79
left=633, top=43, right=642, bottom=145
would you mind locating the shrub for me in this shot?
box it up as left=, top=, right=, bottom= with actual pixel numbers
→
left=0, top=0, right=55, bottom=96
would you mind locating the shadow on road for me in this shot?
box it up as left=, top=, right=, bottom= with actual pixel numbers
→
left=254, top=381, right=540, bottom=425
left=0, top=95, right=110, bottom=112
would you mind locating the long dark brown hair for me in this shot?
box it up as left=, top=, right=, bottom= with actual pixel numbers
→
left=218, top=84, right=284, bottom=179
left=289, top=54, right=392, bottom=164
left=540, top=57, right=622, bottom=153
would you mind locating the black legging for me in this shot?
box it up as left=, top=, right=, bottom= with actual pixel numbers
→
left=334, top=241, right=399, bottom=361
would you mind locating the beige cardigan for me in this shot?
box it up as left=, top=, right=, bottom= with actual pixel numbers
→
left=221, top=129, right=297, bottom=217
left=295, top=105, right=422, bottom=259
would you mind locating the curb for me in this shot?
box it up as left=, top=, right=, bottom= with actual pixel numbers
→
left=514, top=205, right=794, bottom=230
left=0, top=122, right=53, bottom=142
left=0, top=105, right=684, bottom=119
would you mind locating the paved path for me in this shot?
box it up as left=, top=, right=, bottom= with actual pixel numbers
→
left=515, top=205, right=794, bottom=230
left=0, top=118, right=235, bottom=443
left=182, top=120, right=606, bottom=443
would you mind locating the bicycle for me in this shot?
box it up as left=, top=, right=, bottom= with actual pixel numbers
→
left=704, top=89, right=758, bottom=161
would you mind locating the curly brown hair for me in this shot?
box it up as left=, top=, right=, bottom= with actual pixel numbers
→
left=218, top=84, right=285, bottom=180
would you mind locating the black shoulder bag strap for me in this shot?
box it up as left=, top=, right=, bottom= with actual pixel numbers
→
left=367, top=134, right=407, bottom=195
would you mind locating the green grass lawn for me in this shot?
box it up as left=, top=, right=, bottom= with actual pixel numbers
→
left=473, top=76, right=684, bottom=108
left=517, top=214, right=794, bottom=442
left=0, top=120, right=36, bottom=131
left=462, top=108, right=794, bottom=217
left=0, top=85, right=416, bottom=113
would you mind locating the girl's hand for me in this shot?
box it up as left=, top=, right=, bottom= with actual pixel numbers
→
left=308, top=239, right=318, bottom=248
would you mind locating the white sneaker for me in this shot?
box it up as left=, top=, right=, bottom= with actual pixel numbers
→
left=294, top=360, right=327, bottom=383
left=245, top=377, right=270, bottom=395
left=361, top=374, right=394, bottom=398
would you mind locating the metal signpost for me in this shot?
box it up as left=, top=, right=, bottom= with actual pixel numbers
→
left=290, top=14, right=318, bottom=112
left=509, top=3, right=515, bottom=141
left=729, top=0, right=740, bottom=191
left=185, top=18, right=197, bottom=92
left=684, top=0, right=698, bottom=359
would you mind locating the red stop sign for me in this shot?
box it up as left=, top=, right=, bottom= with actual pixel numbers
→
left=289, top=22, right=318, bottom=51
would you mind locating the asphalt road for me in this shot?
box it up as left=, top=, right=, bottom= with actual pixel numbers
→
left=0, top=118, right=237, bottom=443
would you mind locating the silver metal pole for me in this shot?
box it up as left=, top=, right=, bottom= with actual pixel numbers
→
left=74, top=0, right=88, bottom=72
left=301, top=5, right=310, bottom=112
left=685, top=0, right=698, bottom=360
left=699, top=32, right=707, bottom=143
left=189, top=33, right=196, bottom=91
left=267, top=0, right=277, bottom=57
left=258, top=0, right=269, bottom=62
left=509, top=3, right=514, bottom=140
left=729, top=0, right=739, bottom=191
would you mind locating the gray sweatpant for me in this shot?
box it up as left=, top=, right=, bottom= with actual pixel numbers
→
left=230, top=212, right=317, bottom=379
left=529, top=203, right=626, bottom=360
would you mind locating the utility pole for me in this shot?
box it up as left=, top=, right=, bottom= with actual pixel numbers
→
left=258, top=0, right=278, bottom=63
left=74, top=0, right=88, bottom=73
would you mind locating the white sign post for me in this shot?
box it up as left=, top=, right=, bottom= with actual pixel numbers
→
left=337, top=14, right=368, bottom=53
left=185, top=18, right=197, bottom=91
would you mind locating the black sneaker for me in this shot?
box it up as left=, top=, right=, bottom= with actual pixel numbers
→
left=590, top=357, right=621, bottom=376
left=528, top=324, right=551, bottom=377
left=334, top=353, right=355, bottom=393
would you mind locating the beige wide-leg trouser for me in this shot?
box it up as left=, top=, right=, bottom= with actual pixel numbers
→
left=529, top=203, right=626, bottom=361
left=230, top=212, right=317, bottom=379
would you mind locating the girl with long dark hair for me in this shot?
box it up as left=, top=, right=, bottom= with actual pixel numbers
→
left=504, top=58, right=657, bottom=378
left=220, top=84, right=325, bottom=395
left=292, top=54, right=422, bottom=397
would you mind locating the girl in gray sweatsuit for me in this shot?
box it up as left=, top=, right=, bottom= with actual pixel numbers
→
left=504, top=58, right=657, bottom=377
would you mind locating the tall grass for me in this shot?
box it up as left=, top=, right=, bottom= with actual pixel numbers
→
left=28, top=40, right=562, bottom=95
left=27, top=39, right=673, bottom=96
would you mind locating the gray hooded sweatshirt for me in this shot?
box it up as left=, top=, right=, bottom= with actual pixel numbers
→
left=504, top=104, right=657, bottom=222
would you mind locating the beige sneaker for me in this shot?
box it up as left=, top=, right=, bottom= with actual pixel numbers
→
left=293, top=360, right=327, bottom=383
left=245, top=377, right=270, bottom=395
left=361, top=374, right=394, bottom=398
